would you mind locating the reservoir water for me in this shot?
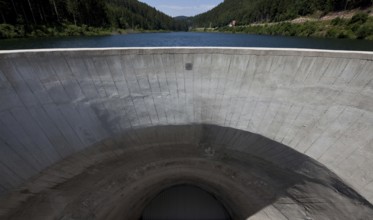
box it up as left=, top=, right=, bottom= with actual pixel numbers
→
left=1, top=32, right=373, bottom=51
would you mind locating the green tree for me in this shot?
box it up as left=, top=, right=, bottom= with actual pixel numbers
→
left=356, top=22, right=373, bottom=39
left=0, top=0, right=8, bottom=23
left=349, top=12, right=368, bottom=25
left=49, top=0, right=60, bottom=21
left=26, top=0, right=36, bottom=24
left=66, top=0, right=78, bottom=25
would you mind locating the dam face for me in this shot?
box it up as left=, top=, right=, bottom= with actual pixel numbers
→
left=0, top=48, right=372, bottom=219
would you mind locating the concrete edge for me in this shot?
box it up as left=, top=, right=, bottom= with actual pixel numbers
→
left=0, top=47, right=373, bottom=60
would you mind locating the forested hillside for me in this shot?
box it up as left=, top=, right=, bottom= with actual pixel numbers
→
left=0, top=0, right=187, bottom=38
left=194, top=0, right=373, bottom=27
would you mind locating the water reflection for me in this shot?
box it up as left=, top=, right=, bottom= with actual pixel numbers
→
left=1, top=32, right=373, bottom=51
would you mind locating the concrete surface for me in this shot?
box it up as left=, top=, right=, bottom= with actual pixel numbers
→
left=0, top=48, right=372, bottom=219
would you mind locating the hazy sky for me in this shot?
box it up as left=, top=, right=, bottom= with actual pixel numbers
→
left=139, top=0, right=223, bottom=17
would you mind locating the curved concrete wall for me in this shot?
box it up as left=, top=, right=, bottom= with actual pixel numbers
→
left=0, top=48, right=372, bottom=219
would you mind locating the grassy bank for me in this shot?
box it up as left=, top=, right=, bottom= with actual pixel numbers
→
left=200, top=13, right=373, bottom=40
left=0, top=23, right=169, bottom=39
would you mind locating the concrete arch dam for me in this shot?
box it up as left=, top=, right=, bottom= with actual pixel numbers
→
left=0, top=48, right=372, bottom=219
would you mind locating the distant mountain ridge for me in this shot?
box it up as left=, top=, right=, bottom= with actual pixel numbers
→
left=174, top=16, right=190, bottom=20
left=193, top=0, right=373, bottom=27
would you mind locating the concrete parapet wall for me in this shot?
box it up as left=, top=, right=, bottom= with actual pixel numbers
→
left=0, top=48, right=372, bottom=218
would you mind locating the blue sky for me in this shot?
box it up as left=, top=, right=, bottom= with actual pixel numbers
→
left=139, top=0, right=223, bottom=17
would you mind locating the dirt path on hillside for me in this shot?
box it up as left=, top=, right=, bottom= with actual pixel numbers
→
left=291, top=7, right=373, bottom=24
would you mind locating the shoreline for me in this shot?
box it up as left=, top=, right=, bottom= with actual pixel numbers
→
left=0, top=23, right=173, bottom=40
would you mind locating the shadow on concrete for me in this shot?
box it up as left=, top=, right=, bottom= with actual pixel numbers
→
left=1, top=124, right=372, bottom=220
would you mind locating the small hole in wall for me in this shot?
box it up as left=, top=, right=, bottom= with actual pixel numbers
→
left=185, top=63, right=193, bottom=71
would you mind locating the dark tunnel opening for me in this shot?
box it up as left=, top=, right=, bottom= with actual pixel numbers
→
left=141, top=184, right=231, bottom=220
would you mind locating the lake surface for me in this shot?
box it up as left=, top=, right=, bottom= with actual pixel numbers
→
left=1, top=32, right=373, bottom=51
